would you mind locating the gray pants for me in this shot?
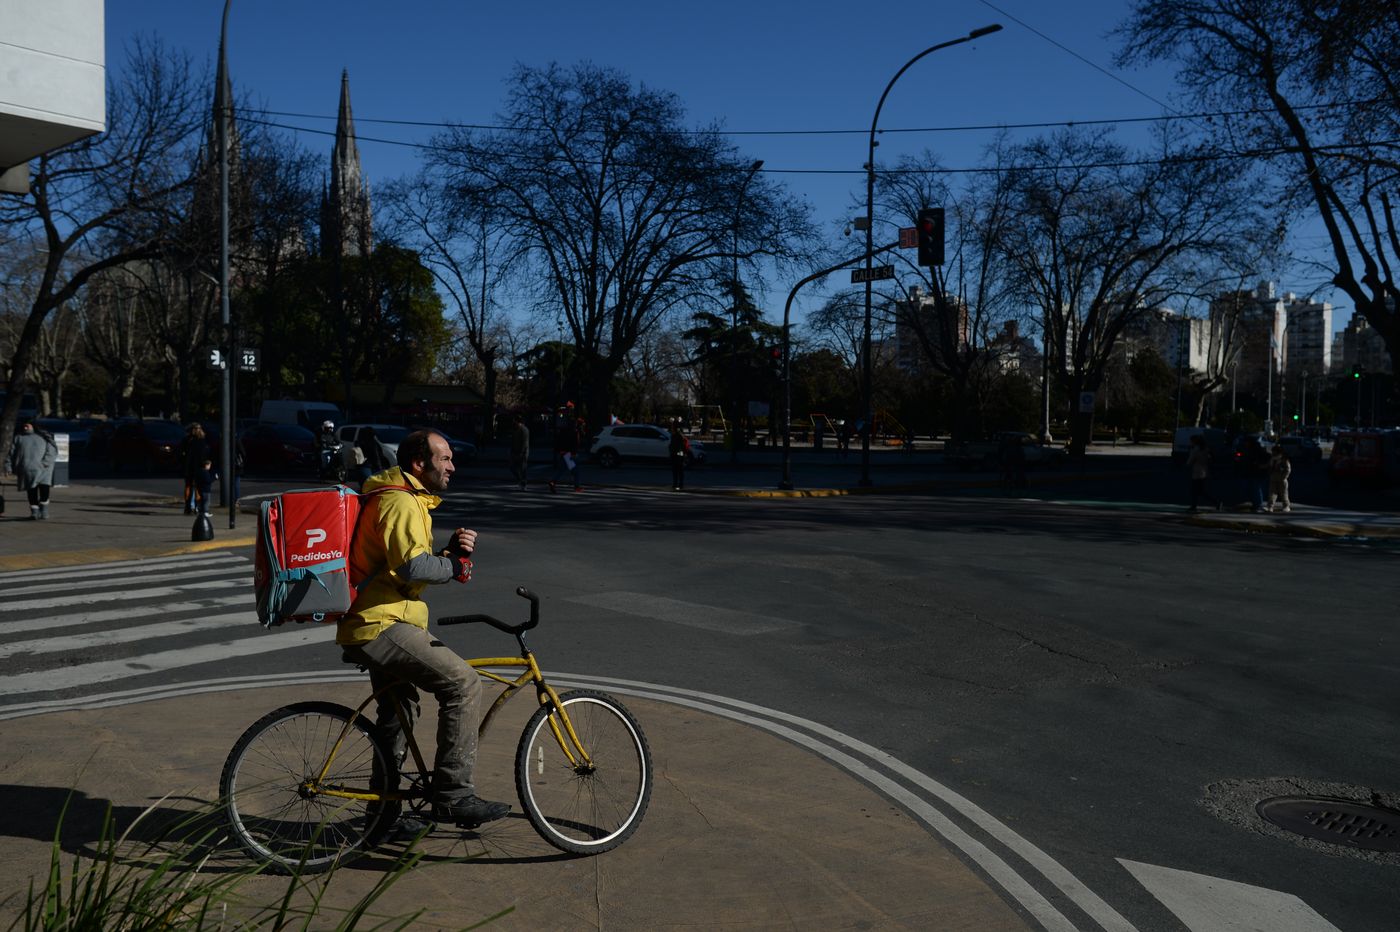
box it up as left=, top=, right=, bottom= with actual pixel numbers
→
left=344, top=622, right=483, bottom=801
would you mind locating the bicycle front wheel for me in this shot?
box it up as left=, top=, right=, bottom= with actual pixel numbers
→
left=515, top=689, right=652, bottom=855
left=220, top=701, right=393, bottom=874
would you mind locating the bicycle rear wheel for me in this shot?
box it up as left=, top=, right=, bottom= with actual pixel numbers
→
left=514, top=689, right=652, bottom=855
left=220, top=701, right=393, bottom=873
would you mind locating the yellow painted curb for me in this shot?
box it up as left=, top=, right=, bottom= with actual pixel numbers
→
left=0, top=535, right=257, bottom=571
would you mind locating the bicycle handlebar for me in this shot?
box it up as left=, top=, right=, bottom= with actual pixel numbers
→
left=438, top=585, right=540, bottom=635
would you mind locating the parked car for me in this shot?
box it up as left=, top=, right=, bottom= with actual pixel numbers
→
left=1227, top=433, right=1274, bottom=474
left=1171, top=426, right=1228, bottom=466
left=945, top=431, right=1065, bottom=470
left=337, top=424, right=411, bottom=459
left=1327, top=429, right=1400, bottom=485
left=1275, top=434, right=1323, bottom=464
left=238, top=422, right=318, bottom=475
left=588, top=424, right=705, bottom=468
left=34, top=417, right=90, bottom=458
left=106, top=418, right=187, bottom=472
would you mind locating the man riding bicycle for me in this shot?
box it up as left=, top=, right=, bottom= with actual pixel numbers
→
left=337, top=429, right=511, bottom=829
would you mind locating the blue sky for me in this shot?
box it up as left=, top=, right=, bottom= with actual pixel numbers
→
left=103, top=0, right=1349, bottom=328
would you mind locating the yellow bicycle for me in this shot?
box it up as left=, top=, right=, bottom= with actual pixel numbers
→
left=220, top=587, right=653, bottom=873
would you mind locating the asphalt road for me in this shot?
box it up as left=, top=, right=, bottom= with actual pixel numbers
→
left=13, top=453, right=1399, bottom=930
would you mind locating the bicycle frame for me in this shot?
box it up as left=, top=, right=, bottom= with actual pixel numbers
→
left=305, top=647, right=593, bottom=805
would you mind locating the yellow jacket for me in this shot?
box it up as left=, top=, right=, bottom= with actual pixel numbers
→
left=336, top=466, right=449, bottom=645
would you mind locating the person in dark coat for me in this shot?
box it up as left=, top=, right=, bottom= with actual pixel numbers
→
left=9, top=420, right=57, bottom=520
left=668, top=419, right=689, bottom=491
left=180, top=423, right=211, bottom=514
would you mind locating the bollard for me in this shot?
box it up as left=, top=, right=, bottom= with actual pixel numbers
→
left=192, top=511, right=214, bottom=541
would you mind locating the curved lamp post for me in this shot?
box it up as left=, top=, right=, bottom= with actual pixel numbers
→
left=781, top=241, right=899, bottom=489
left=860, top=24, right=1001, bottom=485
left=730, top=159, right=764, bottom=462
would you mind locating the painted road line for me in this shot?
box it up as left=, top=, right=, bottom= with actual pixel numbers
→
left=577, top=673, right=1138, bottom=932
left=1118, top=859, right=1342, bottom=932
left=568, top=591, right=799, bottom=636
left=0, top=611, right=253, bottom=659
left=0, top=668, right=1083, bottom=931
left=0, top=627, right=322, bottom=698
left=0, top=669, right=362, bottom=720
left=3, top=578, right=244, bottom=613
left=0, top=595, right=248, bottom=635
left=0, top=552, right=246, bottom=583
left=1, top=564, right=248, bottom=597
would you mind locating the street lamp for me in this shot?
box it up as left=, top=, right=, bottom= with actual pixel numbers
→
left=216, top=0, right=236, bottom=530
left=730, top=159, right=763, bottom=463
left=860, top=24, right=1001, bottom=485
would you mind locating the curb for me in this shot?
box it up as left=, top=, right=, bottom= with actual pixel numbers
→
left=0, top=534, right=257, bottom=571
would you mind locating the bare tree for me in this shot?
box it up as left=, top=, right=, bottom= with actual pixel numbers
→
left=427, top=62, right=811, bottom=429
left=0, top=38, right=203, bottom=455
left=870, top=149, right=1022, bottom=439
left=1000, top=128, right=1269, bottom=454
left=1119, top=0, right=1400, bottom=374
left=380, top=172, right=511, bottom=440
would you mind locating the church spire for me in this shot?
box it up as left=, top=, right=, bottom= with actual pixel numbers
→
left=321, top=69, right=372, bottom=259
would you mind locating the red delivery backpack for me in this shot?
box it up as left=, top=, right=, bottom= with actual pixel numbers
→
left=253, top=485, right=406, bottom=628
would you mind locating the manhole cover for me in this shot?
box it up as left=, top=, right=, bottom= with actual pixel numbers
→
left=1257, top=796, right=1400, bottom=853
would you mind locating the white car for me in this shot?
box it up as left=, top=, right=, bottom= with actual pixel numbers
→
left=588, top=424, right=705, bottom=468
left=337, top=423, right=410, bottom=458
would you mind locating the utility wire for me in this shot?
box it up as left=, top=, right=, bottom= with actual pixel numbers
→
left=246, top=98, right=1369, bottom=139
left=976, top=0, right=1181, bottom=116
left=240, top=115, right=1398, bottom=176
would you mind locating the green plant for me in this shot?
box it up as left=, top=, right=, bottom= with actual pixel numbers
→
left=4, top=793, right=509, bottom=931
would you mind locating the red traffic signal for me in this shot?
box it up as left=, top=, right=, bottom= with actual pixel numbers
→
left=916, top=207, right=944, bottom=267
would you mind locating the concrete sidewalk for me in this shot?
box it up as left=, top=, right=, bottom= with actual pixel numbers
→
left=0, top=683, right=1030, bottom=930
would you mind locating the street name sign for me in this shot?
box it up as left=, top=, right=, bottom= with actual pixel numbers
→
left=851, top=265, right=895, bottom=283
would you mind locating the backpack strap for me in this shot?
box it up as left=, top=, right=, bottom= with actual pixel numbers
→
left=349, top=484, right=418, bottom=597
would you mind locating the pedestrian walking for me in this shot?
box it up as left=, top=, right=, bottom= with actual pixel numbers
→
left=355, top=426, right=395, bottom=483
left=549, top=405, right=582, bottom=493
left=509, top=414, right=530, bottom=491
left=668, top=419, right=688, bottom=491
left=194, top=458, right=218, bottom=514
left=9, top=420, right=57, bottom=520
left=1186, top=433, right=1221, bottom=512
left=999, top=434, right=1027, bottom=489
left=180, top=423, right=211, bottom=514
left=1267, top=445, right=1292, bottom=513
left=1246, top=437, right=1271, bottom=512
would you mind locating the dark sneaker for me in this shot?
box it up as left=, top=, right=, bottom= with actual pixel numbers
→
left=431, top=795, right=511, bottom=828
left=383, top=814, right=436, bottom=842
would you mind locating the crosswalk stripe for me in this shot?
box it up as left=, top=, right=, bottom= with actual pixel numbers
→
left=0, top=611, right=254, bottom=659
left=3, top=565, right=248, bottom=597
left=4, top=579, right=244, bottom=613
left=0, top=551, right=246, bottom=582
left=0, top=595, right=249, bottom=635
left=0, top=626, right=328, bottom=697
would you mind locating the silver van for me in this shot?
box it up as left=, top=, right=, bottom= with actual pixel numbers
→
left=1172, top=426, right=1228, bottom=465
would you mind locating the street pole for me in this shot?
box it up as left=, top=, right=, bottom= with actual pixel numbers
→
left=730, top=159, right=763, bottom=463
left=861, top=24, right=1000, bottom=486
left=780, top=241, right=900, bottom=489
left=217, top=0, right=236, bottom=530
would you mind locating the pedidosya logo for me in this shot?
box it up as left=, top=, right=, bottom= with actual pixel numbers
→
left=290, top=527, right=342, bottom=564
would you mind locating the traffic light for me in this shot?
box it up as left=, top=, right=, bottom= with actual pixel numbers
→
left=768, top=346, right=783, bottom=373
left=1351, top=364, right=1362, bottom=379
left=916, top=207, right=944, bottom=267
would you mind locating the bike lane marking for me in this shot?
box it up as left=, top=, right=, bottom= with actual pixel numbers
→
left=1118, top=859, right=1343, bottom=932
left=0, top=668, right=1113, bottom=932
